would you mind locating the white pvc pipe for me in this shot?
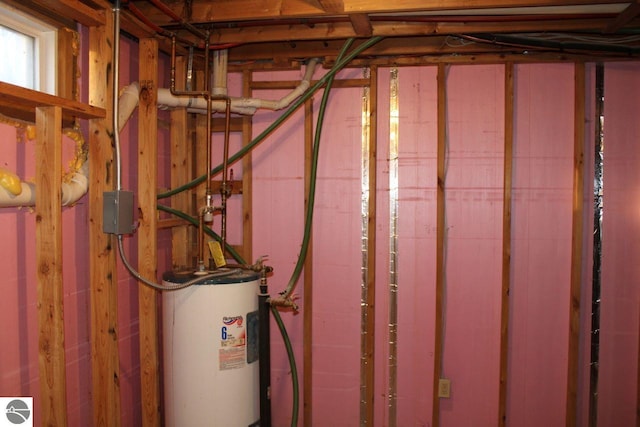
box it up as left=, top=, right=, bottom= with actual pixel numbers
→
left=212, top=49, right=228, bottom=97
left=0, top=58, right=320, bottom=208
left=0, top=86, right=134, bottom=208
left=157, top=58, right=320, bottom=114
left=0, top=162, right=89, bottom=208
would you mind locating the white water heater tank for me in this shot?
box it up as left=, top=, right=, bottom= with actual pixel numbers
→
left=162, top=269, right=260, bottom=427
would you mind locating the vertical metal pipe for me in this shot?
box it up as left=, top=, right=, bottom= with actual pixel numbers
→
left=204, top=36, right=212, bottom=202
left=113, top=2, right=122, bottom=191
left=170, top=36, right=177, bottom=94
left=259, top=277, right=272, bottom=427
left=196, top=35, right=213, bottom=272
left=169, top=37, right=207, bottom=98
left=220, top=97, right=232, bottom=252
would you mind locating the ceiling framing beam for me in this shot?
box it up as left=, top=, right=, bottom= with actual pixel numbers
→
left=605, top=1, right=640, bottom=32
left=199, top=17, right=617, bottom=45
left=349, top=13, right=373, bottom=36
left=127, top=0, right=627, bottom=27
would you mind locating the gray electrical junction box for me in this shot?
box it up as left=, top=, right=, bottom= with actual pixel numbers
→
left=103, top=190, right=135, bottom=235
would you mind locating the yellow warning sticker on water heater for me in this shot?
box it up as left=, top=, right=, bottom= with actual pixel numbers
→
left=208, top=241, right=226, bottom=268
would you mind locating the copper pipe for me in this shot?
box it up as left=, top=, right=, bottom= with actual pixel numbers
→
left=196, top=36, right=214, bottom=272
left=125, top=1, right=171, bottom=36
left=196, top=210, right=206, bottom=273
left=204, top=36, right=212, bottom=201
left=170, top=36, right=209, bottom=98
left=220, top=97, right=232, bottom=252
left=146, top=0, right=206, bottom=39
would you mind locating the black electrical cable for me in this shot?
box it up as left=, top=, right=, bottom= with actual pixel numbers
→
left=463, top=33, right=640, bottom=56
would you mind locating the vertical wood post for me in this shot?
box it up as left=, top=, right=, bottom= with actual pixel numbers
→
left=89, top=10, right=121, bottom=426
left=138, top=37, right=161, bottom=427
left=170, top=56, right=192, bottom=269
left=57, top=28, right=78, bottom=101
left=242, top=70, right=253, bottom=264
left=567, top=61, right=586, bottom=427
left=499, top=62, right=514, bottom=427
left=432, top=63, right=447, bottom=427
left=35, top=105, right=67, bottom=427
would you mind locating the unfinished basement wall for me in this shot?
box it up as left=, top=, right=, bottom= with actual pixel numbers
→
left=104, top=33, right=173, bottom=426
left=0, top=32, right=172, bottom=425
left=2, top=35, right=638, bottom=426
left=0, top=122, right=93, bottom=426
left=245, top=61, right=638, bottom=427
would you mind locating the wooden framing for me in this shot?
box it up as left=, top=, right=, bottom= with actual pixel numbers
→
left=499, top=62, right=514, bottom=427
left=137, top=38, right=161, bottom=427
left=0, top=10, right=105, bottom=426
left=432, top=62, right=447, bottom=427
left=88, top=10, right=121, bottom=426
left=242, top=71, right=254, bottom=263
left=0, top=82, right=104, bottom=125
left=566, top=61, right=586, bottom=427
left=57, top=28, right=79, bottom=101
left=35, top=105, right=67, bottom=427
left=170, top=56, right=192, bottom=268
left=3, top=1, right=636, bottom=421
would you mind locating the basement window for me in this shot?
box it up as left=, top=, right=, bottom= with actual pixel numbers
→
left=0, top=4, right=57, bottom=95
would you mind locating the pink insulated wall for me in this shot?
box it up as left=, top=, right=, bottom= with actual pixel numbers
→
left=1, top=30, right=638, bottom=426
left=509, top=62, right=576, bottom=427
left=0, top=33, right=172, bottom=426
left=0, top=122, right=92, bottom=426
left=395, top=66, right=438, bottom=426
left=246, top=62, right=638, bottom=427
left=599, top=62, right=640, bottom=427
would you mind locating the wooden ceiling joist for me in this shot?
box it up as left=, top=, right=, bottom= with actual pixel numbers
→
left=317, top=0, right=344, bottom=13
left=106, top=0, right=640, bottom=61
left=202, top=17, right=620, bottom=45
left=127, top=0, right=628, bottom=26
left=605, top=0, right=640, bottom=32
left=17, top=0, right=105, bottom=27
left=349, top=13, right=373, bottom=36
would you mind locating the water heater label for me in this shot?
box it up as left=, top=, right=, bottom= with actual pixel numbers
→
left=219, top=315, right=246, bottom=371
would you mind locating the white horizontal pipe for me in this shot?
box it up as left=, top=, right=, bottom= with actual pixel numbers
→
left=157, top=58, right=319, bottom=114
left=0, top=162, right=89, bottom=208
left=0, top=58, right=320, bottom=208
left=0, top=87, right=133, bottom=208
